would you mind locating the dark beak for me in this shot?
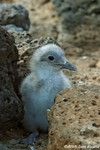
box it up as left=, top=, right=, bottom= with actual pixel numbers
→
left=60, top=62, right=77, bottom=71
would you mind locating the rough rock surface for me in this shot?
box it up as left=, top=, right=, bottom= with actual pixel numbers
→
left=51, top=0, right=100, bottom=55
left=0, top=27, right=22, bottom=129
left=0, top=144, right=11, bottom=150
left=10, top=31, right=35, bottom=81
left=57, top=25, right=100, bottom=57
left=0, top=3, right=30, bottom=31
left=48, top=84, right=100, bottom=150
left=52, top=0, right=100, bottom=31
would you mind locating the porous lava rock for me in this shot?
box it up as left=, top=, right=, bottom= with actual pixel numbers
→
left=48, top=85, right=100, bottom=150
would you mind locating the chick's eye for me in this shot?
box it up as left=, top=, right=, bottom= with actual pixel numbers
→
left=48, top=56, right=54, bottom=61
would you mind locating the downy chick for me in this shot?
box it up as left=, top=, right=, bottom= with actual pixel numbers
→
left=20, top=43, right=77, bottom=144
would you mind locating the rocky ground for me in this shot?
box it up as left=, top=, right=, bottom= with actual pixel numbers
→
left=0, top=0, right=100, bottom=150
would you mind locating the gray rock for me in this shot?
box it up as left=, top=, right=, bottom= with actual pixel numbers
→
left=0, top=27, right=23, bottom=129
left=52, top=0, right=100, bottom=31
left=1, top=24, right=24, bottom=32
left=0, top=3, right=30, bottom=31
left=0, top=144, right=11, bottom=150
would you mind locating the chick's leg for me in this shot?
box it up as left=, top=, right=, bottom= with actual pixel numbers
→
left=20, top=131, right=39, bottom=144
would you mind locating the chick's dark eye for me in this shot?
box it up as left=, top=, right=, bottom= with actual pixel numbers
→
left=48, top=56, right=54, bottom=61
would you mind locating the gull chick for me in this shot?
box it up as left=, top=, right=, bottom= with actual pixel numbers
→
left=20, top=43, right=77, bottom=144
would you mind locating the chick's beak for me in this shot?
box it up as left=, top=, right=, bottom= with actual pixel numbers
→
left=61, top=61, right=77, bottom=71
